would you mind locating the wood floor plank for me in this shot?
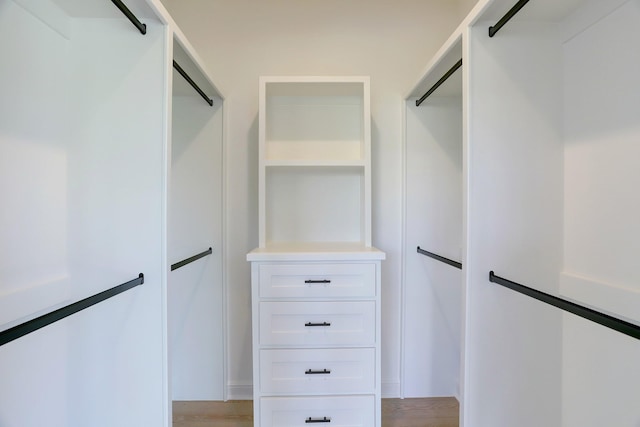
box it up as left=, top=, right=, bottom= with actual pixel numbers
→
left=173, top=398, right=459, bottom=427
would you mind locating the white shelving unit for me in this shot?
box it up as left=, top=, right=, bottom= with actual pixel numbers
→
left=258, top=76, right=372, bottom=249
left=406, top=0, right=640, bottom=426
left=0, top=0, right=224, bottom=425
left=466, top=1, right=640, bottom=426
left=402, top=33, right=464, bottom=398
left=167, top=34, right=225, bottom=400
left=249, top=76, right=384, bottom=427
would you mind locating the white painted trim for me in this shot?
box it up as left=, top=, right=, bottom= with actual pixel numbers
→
left=399, top=99, right=408, bottom=400
left=161, top=25, right=174, bottom=427
left=382, top=381, right=401, bottom=399
left=459, top=24, right=472, bottom=427
left=221, top=96, right=230, bottom=403
left=560, top=272, right=640, bottom=324
left=226, top=383, right=254, bottom=401
left=144, top=0, right=225, bottom=100
left=403, top=0, right=494, bottom=99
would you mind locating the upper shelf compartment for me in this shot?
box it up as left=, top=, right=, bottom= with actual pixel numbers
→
left=261, top=76, right=370, bottom=165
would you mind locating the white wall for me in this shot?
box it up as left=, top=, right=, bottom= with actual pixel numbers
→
left=161, top=0, right=466, bottom=398
left=458, top=0, right=480, bottom=18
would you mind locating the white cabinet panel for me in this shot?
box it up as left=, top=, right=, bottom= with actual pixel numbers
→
left=258, top=263, right=376, bottom=298
left=259, top=348, right=375, bottom=394
left=259, top=301, right=375, bottom=346
left=260, top=395, right=375, bottom=427
left=249, top=258, right=382, bottom=427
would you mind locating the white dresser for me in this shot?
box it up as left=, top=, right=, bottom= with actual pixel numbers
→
left=247, top=247, right=384, bottom=427
left=248, top=76, right=384, bottom=426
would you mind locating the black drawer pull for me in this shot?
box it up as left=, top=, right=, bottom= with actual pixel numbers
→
left=306, top=417, right=331, bottom=423
left=305, top=322, right=331, bottom=327
left=305, top=279, right=331, bottom=284
left=305, top=369, right=331, bottom=375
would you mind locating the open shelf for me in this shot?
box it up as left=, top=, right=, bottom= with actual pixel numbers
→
left=265, top=166, right=365, bottom=247
left=258, top=76, right=372, bottom=249
left=263, top=77, right=368, bottom=164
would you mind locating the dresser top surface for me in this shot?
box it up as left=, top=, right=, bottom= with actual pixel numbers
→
left=247, top=242, right=385, bottom=262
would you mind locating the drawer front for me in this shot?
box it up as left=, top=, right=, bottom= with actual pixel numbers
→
left=258, top=263, right=376, bottom=298
left=259, top=348, right=375, bottom=394
left=260, top=395, right=375, bottom=427
left=259, top=301, right=375, bottom=346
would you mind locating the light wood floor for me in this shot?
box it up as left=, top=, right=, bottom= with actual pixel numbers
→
left=173, top=397, right=459, bottom=427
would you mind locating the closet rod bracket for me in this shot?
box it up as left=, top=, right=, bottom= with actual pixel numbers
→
left=173, top=61, right=214, bottom=106
left=111, top=0, right=147, bottom=35
left=416, top=59, right=462, bottom=106
left=488, top=0, right=530, bottom=37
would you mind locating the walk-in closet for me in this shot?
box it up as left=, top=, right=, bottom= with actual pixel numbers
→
left=2, top=0, right=639, bottom=426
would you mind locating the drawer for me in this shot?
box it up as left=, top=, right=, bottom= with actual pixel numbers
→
left=260, top=395, right=375, bottom=427
left=258, top=263, right=376, bottom=298
left=259, top=348, right=375, bottom=394
left=259, top=301, right=375, bottom=346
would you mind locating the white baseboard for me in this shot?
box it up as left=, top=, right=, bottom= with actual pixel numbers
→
left=226, top=383, right=253, bottom=400
left=382, top=381, right=401, bottom=398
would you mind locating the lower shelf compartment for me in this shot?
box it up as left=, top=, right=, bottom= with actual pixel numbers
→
left=260, top=395, right=375, bottom=427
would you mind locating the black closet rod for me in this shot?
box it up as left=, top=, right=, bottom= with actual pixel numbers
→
left=417, top=246, right=462, bottom=270
left=416, top=59, right=462, bottom=107
left=173, top=61, right=214, bottom=106
left=111, top=0, right=147, bottom=35
left=0, top=273, right=144, bottom=347
left=488, top=0, right=530, bottom=37
left=171, top=247, right=213, bottom=271
left=489, top=271, right=640, bottom=341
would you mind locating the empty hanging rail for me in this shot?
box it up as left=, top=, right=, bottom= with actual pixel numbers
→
left=417, top=246, right=462, bottom=270
left=416, top=59, right=462, bottom=107
left=171, top=247, right=213, bottom=271
left=111, top=0, right=147, bottom=34
left=173, top=61, right=214, bottom=106
left=488, top=0, right=530, bottom=37
left=0, top=273, right=144, bottom=347
left=489, top=271, right=640, bottom=341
